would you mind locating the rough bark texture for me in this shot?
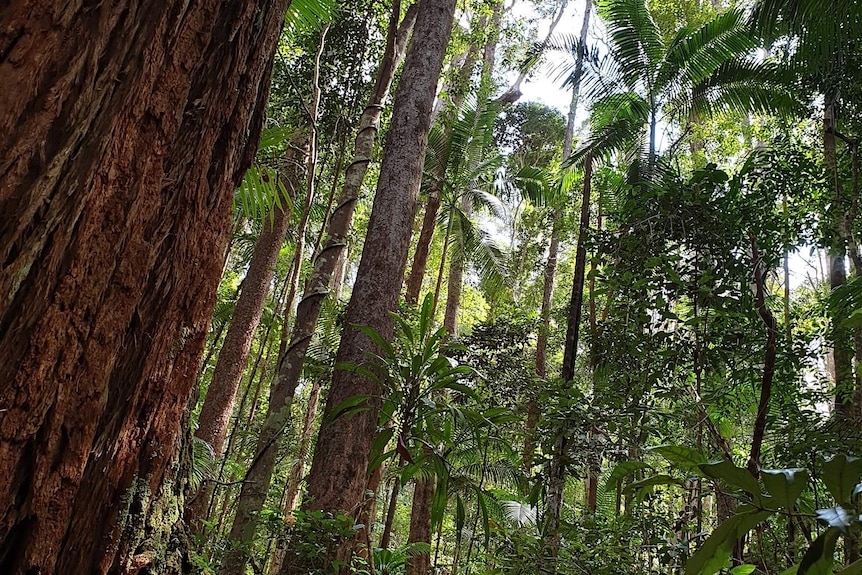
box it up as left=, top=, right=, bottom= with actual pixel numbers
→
left=405, top=39, right=478, bottom=306
left=194, top=198, right=291, bottom=460
left=294, top=0, right=456, bottom=569
left=405, top=478, right=435, bottom=575
left=0, top=0, right=290, bottom=572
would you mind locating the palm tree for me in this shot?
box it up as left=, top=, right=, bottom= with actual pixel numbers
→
left=571, top=0, right=793, bottom=169
left=415, top=98, right=511, bottom=335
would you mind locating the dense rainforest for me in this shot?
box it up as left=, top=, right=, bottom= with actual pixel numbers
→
left=2, top=0, right=862, bottom=574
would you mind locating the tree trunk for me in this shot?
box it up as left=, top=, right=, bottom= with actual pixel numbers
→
left=824, top=92, right=856, bottom=424
left=291, top=0, right=456, bottom=570
left=405, top=38, right=479, bottom=306
left=561, top=155, right=593, bottom=383
left=746, top=234, right=777, bottom=476
left=186, top=149, right=299, bottom=527
left=269, top=377, right=323, bottom=575
left=0, top=1, right=290, bottom=572
left=405, top=187, right=442, bottom=304
left=542, top=154, right=593, bottom=574
left=406, top=478, right=435, bottom=575
left=443, top=197, right=471, bottom=336
left=219, top=7, right=420, bottom=575
left=380, top=478, right=401, bottom=551
left=525, top=0, right=592, bottom=471
left=219, top=23, right=332, bottom=574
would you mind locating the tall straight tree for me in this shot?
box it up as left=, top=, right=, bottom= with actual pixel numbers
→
left=217, top=4, right=419, bottom=573
left=0, top=0, right=291, bottom=573
left=292, top=0, right=457, bottom=569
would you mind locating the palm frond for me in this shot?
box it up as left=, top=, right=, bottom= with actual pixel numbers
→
left=598, top=0, right=664, bottom=90
left=285, top=0, right=338, bottom=33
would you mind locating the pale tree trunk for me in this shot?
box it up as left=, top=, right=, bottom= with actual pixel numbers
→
left=0, top=0, right=290, bottom=573
left=824, top=93, right=856, bottom=424
left=287, top=1, right=456, bottom=571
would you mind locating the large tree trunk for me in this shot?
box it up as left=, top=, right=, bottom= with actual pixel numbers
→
left=292, top=0, right=456, bottom=570
left=0, top=1, right=290, bottom=573
left=405, top=40, right=480, bottom=306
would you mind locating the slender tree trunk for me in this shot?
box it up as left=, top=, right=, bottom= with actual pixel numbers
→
left=746, top=233, right=777, bottom=476
left=561, top=154, right=593, bottom=383
left=380, top=478, right=401, bottom=551
left=406, top=187, right=443, bottom=304
left=269, top=378, right=323, bottom=574
left=0, top=1, right=290, bottom=572
left=542, top=154, right=593, bottom=573
left=525, top=0, right=592, bottom=471
left=186, top=150, right=298, bottom=526
left=406, top=477, right=435, bottom=575
left=290, top=1, right=456, bottom=571
left=443, top=197, right=471, bottom=336
left=219, top=22, right=330, bottom=572
left=824, top=93, right=856, bottom=424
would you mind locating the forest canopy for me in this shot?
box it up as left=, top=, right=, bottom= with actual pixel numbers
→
left=1, top=0, right=862, bottom=574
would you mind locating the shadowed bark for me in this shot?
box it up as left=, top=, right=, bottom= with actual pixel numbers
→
left=0, top=0, right=291, bottom=572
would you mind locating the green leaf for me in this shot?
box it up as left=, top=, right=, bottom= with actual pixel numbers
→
left=730, top=565, right=757, bottom=575
left=700, top=460, right=763, bottom=503
left=686, top=510, right=771, bottom=575
left=624, top=474, right=683, bottom=495
left=604, top=461, right=652, bottom=490
left=325, top=394, right=372, bottom=424
left=355, top=324, right=395, bottom=360
left=798, top=528, right=840, bottom=575
left=762, top=468, right=809, bottom=509
left=650, top=444, right=707, bottom=472
left=835, top=558, right=862, bottom=574
left=815, top=506, right=854, bottom=532
left=823, top=455, right=862, bottom=503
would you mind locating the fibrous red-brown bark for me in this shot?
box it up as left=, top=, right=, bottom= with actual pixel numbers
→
left=0, top=0, right=290, bottom=572
left=295, top=0, right=456, bottom=568
left=405, top=477, right=435, bottom=575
